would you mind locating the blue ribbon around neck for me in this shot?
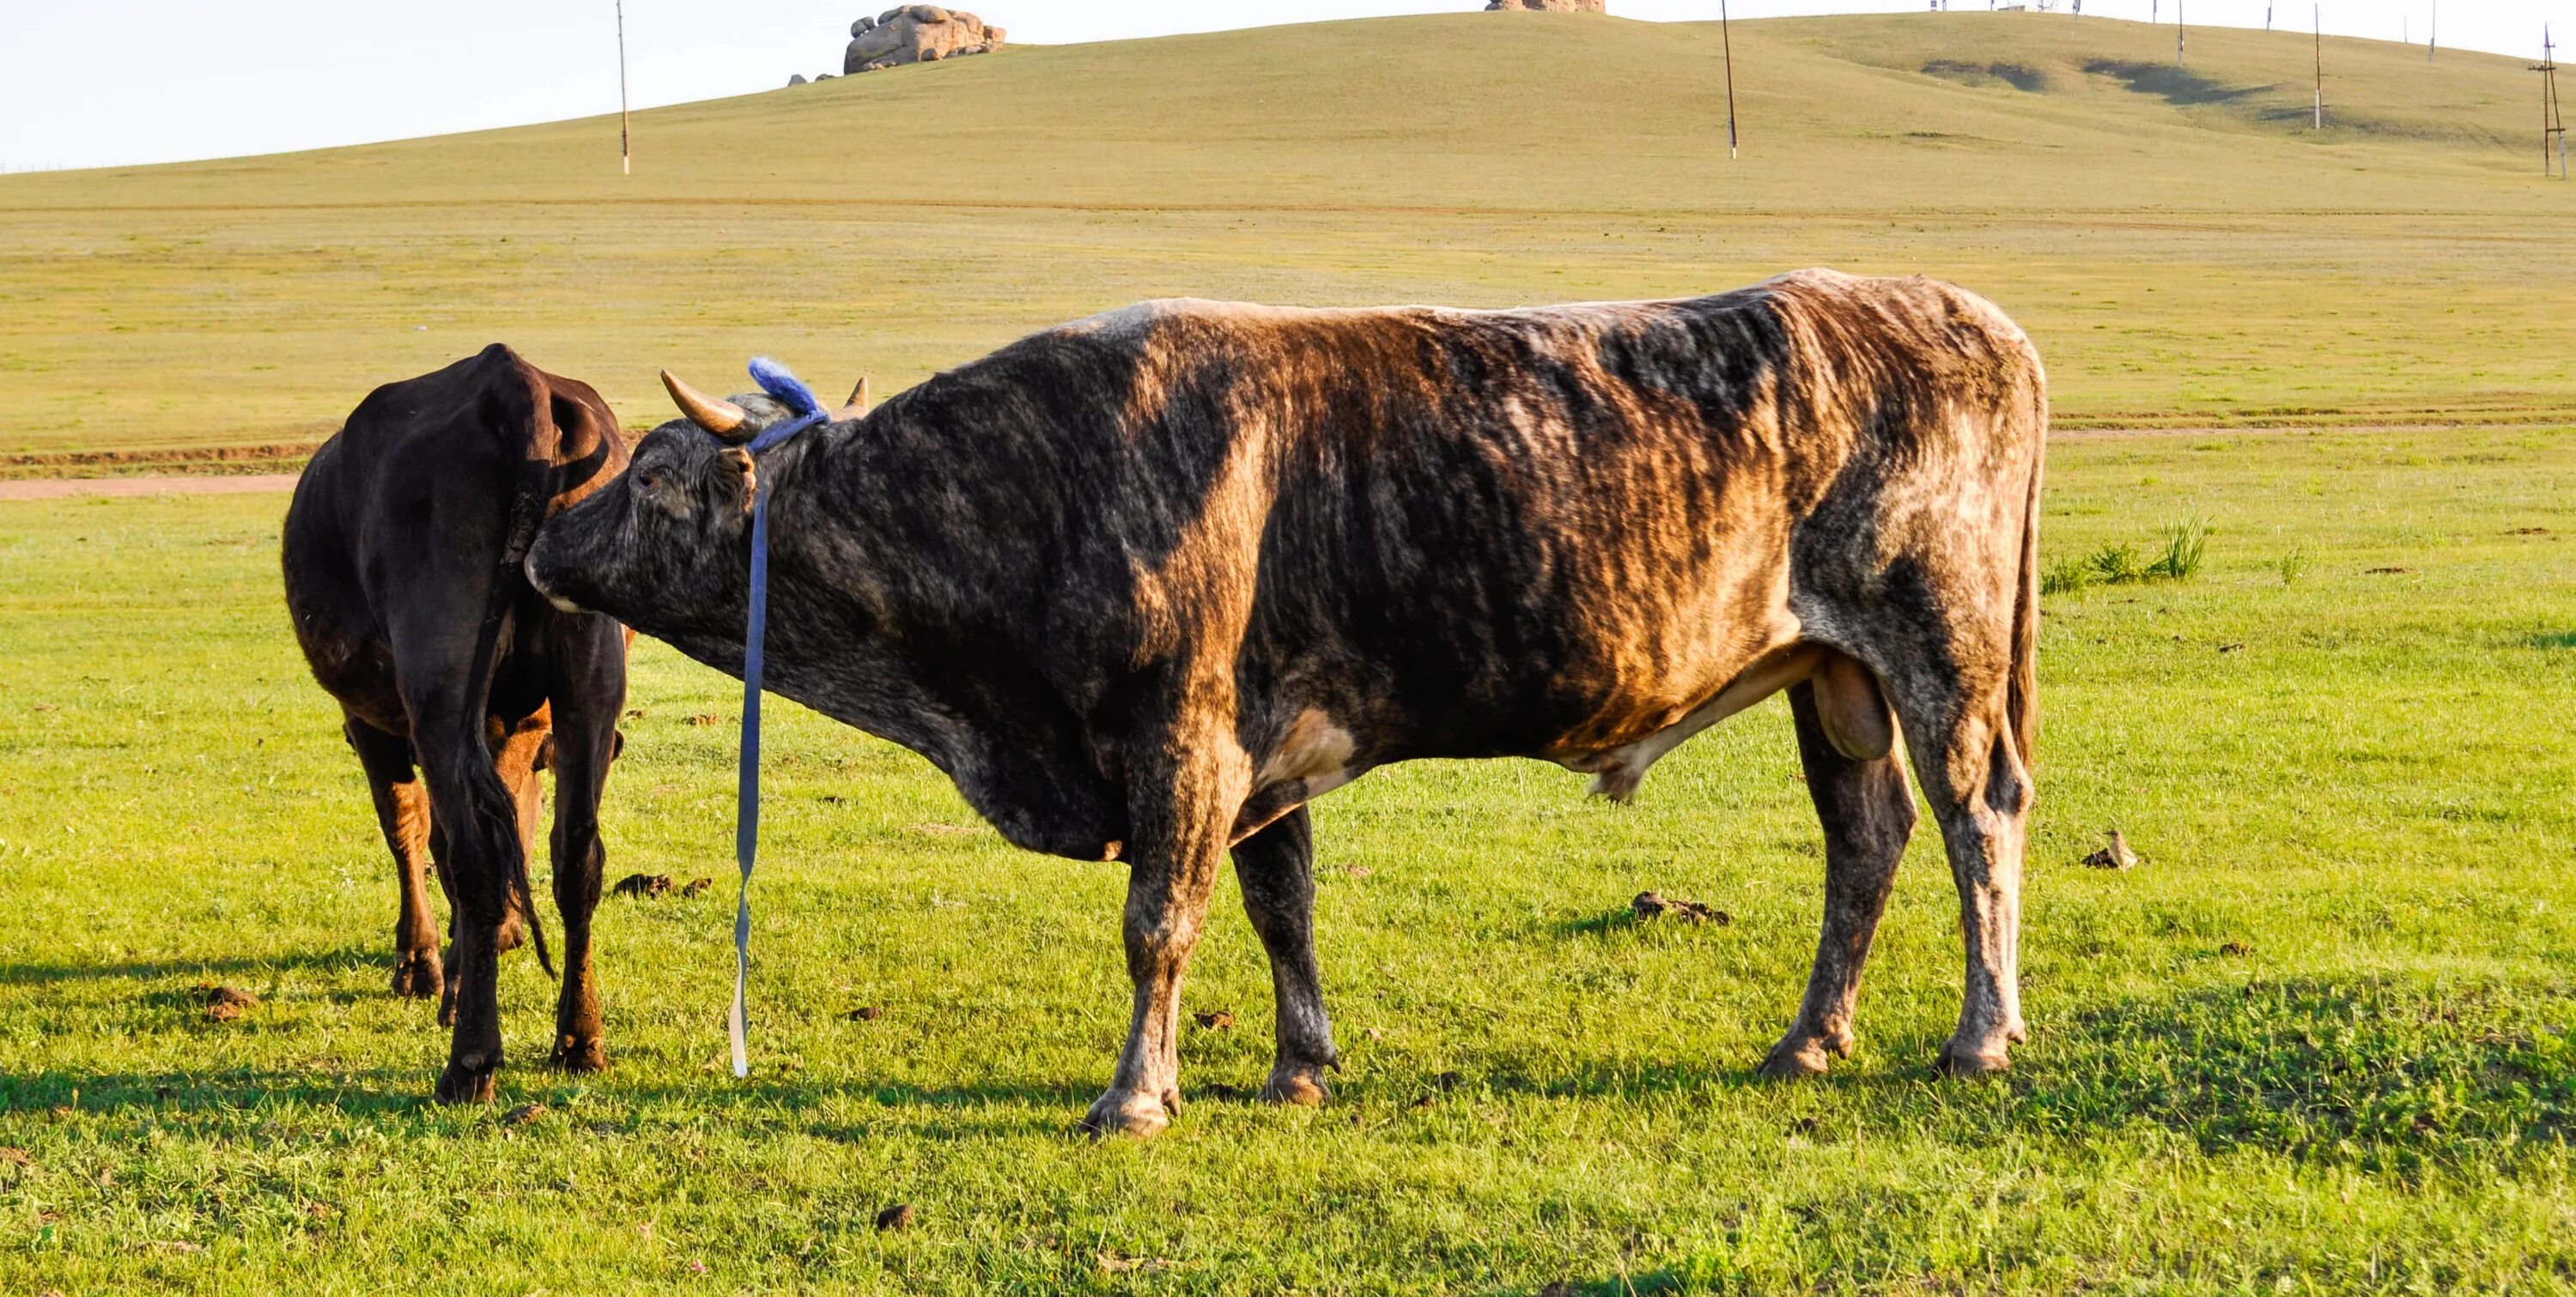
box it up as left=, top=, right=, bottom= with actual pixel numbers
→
left=725, top=356, right=830, bottom=1079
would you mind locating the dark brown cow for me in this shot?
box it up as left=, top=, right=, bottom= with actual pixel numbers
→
left=526, top=269, right=2046, bottom=1136
left=283, top=344, right=631, bottom=1100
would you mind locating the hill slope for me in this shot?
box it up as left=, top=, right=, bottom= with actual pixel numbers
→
left=0, top=12, right=2567, bottom=455
left=9, top=12, right=2554, bottom=214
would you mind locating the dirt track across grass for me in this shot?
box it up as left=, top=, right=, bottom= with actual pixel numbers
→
left=0, top=473, right=301, bottom=501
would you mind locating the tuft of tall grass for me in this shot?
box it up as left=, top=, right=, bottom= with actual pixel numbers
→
left=2148, top=518, right=2211, bottom=581
left=2043, top=520, right=2213, bottom=597
left=2277, top=546, right=2311, bottom=586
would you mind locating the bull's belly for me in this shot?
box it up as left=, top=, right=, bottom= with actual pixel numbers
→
left=1232, top=620, right=1895, bottom=841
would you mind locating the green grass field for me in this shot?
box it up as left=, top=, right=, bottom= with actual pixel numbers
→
left=5, top=9, right=2575, bottom=1292
left=3, top=424, right=2573, bottom=1291
left=1, top=11, right=2571, bottom=465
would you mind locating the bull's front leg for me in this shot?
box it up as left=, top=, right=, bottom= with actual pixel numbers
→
left=1083, top=719, right=1249, bottom=1140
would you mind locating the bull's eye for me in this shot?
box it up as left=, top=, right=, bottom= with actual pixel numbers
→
left=637, top=470, right=660, bottom=491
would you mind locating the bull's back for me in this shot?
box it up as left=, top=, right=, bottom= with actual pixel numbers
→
left=1204, top=271, right=2042, bottom=761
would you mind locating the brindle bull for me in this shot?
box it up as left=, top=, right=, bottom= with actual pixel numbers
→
left=525, top=269, right=2045, bottom=1136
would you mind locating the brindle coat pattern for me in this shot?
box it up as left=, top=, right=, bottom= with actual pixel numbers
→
left=527, top=269, right=2045, bottom=1136
left=284, top=344, right=633, bottom=1101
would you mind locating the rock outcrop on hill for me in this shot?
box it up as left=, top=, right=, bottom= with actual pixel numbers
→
left=1486, top=0, right=1608, bottom=10
left=845, top=7, right=1006, bottom=75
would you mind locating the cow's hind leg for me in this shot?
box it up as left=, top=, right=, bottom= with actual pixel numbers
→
left=395, top=634, right=529, bottom=1104
left=1233, top=806, right=1336, bottom=1106
left=1894, top=682, right=2032, bottom=1077
left=410, top=695, right=524, bottom=1103
left=544, top=615, right=624, bottom=1073
left=1759, top=680, right=1916, bottom=1078
left=344, top=718, right=443, bottom=1000
left=489, top=712, right=547, bottom=954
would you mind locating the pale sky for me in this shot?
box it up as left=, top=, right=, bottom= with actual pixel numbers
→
left=1, top=1, right=2561, bottom=172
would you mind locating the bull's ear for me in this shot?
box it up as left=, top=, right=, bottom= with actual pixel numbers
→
left=833, top=376, right=871, bottom=422
left=714, top=445, right=757, bottom=512
left=662, top=370, right=751, bottom=441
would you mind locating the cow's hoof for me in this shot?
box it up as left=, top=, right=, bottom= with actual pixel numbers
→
left=1933, top=1042, right=2013, bottom=1078
left=550, top=1036, right=609, bottom=1074
left=1079, top=1089, right=1174, bottom=1140
left=391, top=951, right=443, bottom=1000
left=434, top=1058, right=500, bottom=1105
left=1756, top=1035, right=1840, bottom=1080
left=1259, top=1064, right=1331, bottom=1107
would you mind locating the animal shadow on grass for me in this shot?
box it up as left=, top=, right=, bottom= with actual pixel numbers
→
left=6, top=1066, right=459, bottom=1121
left=1335, top=973, right=2574, bottom=1167
left=0, top=945, right=381, bottom=987
left=5, top=1063, right=1091, bottom=1142
left=2016, top=976, right=2576, bottom=1174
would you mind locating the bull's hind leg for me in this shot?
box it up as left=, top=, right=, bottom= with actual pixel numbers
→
left=343, top=718, right=444, bottom=999
left=1897, top=687, right=2032, bottom=1076
left=543, top=615, right=625, bottom=1074
left=1759, top=680, right=1917, bottom=1079
left=1232, top=806, right=1337, bottom=1106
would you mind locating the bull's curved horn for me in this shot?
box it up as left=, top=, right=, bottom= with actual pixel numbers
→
left=833, top=375, right=871, bottom=422
left=660, top=369, right=750, bottom=439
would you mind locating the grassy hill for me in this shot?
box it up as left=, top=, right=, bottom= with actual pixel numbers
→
left=0, top=11, right=2567, bottom=458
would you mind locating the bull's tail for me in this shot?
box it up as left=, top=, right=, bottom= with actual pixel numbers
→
left=2005, top=419, right=2044, bottom=775
left=473, top=355, right=560, bottom=979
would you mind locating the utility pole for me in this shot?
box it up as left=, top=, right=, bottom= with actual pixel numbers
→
left=2537, top=27, right=2567, bottom=178
left=2177, top=0, right=2185, bottom=68
left=2267, top=3, right=2274, bottom=33
left=2428, top=1, right=2437, bottom=63
left=1720, top=0, right=1740, bottom=161
left=2313, top=4, right=2324, bottom=130
left=617, top=0, right=632, bottom=175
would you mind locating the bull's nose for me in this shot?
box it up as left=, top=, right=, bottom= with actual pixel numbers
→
left=523, top=548, right=588, bottom=615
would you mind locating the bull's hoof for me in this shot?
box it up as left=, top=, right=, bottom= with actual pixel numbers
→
left=1079, top=1088, right=1176, bottom=1140
left=1259, top=1064, right=1331, bottom=1107
left=1755, top=1033, right=1844, bottom=1081
left=391, top=950, right=443, bottom=1000
left=1933, top=1041, right=2014, bottom=1078
left=434, top=1058, right=500, bottom=1105
left=550, top=1035, right=609, bottom=1074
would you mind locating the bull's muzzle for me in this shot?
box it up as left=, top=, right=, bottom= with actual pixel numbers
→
left=524, top=548, right=589, bottom=615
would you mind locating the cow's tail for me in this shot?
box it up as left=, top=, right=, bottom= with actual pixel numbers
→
left=471, top=353, right=559, bottom=979
left=2005, top=400, right=2044, bottom=777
